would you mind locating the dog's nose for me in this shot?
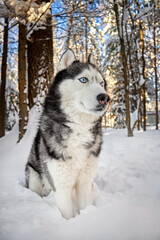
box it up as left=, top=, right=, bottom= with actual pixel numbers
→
left=97, top=94, right=110, bottom=105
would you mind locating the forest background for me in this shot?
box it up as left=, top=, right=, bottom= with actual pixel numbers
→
left=0, top=0, right=159, bottom=141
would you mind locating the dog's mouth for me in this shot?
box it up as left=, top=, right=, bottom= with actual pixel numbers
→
left=94, top=104, right=107, bottom=112
left=80, top=101, right=109, bottom=115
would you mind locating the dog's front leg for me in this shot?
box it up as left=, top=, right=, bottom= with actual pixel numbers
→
left=76, top=159, right=98, bottom=211
left=54, top=188, right=74, bottom=219
left=76, top=180, right=93, bottom=211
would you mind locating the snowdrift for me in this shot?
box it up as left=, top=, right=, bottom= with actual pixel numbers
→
left=0, top=115, right=160, bottom=240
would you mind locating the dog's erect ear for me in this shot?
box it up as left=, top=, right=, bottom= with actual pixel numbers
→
left=88, top=53, right=97, bottom=66
left=57, top=49, right=76, bottom=72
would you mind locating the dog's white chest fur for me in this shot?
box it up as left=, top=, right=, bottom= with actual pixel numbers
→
left=48, top=122, right=99, bottom=184
left=65, top=124, right=92, bottom=161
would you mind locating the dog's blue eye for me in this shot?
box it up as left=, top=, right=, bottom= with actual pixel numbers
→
left=100, top=81, right=104, bottom=87
left=79, top=77, right=88, bottom=83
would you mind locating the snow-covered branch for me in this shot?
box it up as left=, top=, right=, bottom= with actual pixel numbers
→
left=0, top=3, right=12, bottom=18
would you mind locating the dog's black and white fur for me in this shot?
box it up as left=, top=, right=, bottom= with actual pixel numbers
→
left=25, top=49, right=110, bottom=219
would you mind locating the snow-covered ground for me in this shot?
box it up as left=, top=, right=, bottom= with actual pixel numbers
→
left=0, top=117, right=160, bottom=240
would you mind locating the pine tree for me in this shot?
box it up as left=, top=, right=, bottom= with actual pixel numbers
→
left=0, top=18, right=8, bottom=137
left=27, top=0, right=54, bottom=109
left=153, top=2, right=159, bottom=130
left=18, top=23, right=28, bottom=141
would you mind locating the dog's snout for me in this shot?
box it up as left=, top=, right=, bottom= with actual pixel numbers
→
left=97, top=94, right=110, bottom=105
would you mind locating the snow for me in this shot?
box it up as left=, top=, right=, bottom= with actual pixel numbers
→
left=130, top=109, right=138, bottom=129
left=105, top=36, right=114, bottom=47
left=123, top=8, right=129, bottom=22
left=135, top=7, right=153, bottom=21
left=5, top=0, right=52, bottom=39
left=119, top=17, right=122, bottom=39
left=0, top=110, right=160, bottom=240
left=139, top=75, right=145, bottom=86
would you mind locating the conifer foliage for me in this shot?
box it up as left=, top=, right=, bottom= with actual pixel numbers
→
left=0, top=0, right=159, bottom=140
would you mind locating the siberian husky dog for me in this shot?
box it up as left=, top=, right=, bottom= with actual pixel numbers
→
left=25, top=49, right=110, bottom=219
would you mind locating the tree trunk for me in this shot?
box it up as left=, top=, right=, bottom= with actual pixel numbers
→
left=142, top=84, right=146, bottom=131
left=63, top=16, right=73, bottom=51
left=0, top=18, right=8, bottom=138
left=121, top=40, right=133, bottom=137
left=128, top=9, right=142, bottom=131
left=140, top=28, right=146, bottom=131
left=27, top=8, right=53, bottom=109
left=137, top=0, right=146, bottom=131
left=153, top=6, right=159, bottom=130
left=113, top=1, right=133, bottom=137
left=18, top=24, right=28, bottom=141
left=85, top=17, right=88, bottom=61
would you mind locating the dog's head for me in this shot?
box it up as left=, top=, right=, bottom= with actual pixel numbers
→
left=54, top=49, right=110, bottom=118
